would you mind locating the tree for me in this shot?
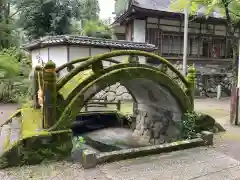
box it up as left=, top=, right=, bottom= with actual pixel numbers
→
left=79, top=0, right=100, bottom=21
left=13, top=0, right=100, bottom=40
left=81, top=20, right=113, bottom=39
left=170, top=0, right=240, bottom=83
left=0, top=0, right=20, bottom=49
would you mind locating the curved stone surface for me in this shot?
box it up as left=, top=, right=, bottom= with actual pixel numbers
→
left=55, top=65, right=191, bottom=144
left=80, top=78, right=183, bottom=145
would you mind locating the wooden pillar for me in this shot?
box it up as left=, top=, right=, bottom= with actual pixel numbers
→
left=198, top=23, right=202, bottom=58
left=32, top=66, right=42, bottom=109
left=43, top=60, right=57, bottom=129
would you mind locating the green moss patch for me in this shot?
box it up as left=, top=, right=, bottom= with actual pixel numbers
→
left=21, top=108, right=43, bottom=138
left=0, top=130, right=73, bottom=169
left=57, top=50, right=189, bottom=92
left=59, top=69, right=93, bottom=100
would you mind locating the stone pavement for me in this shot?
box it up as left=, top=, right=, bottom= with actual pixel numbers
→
left=1, top=147, right=240, bottom=180
left=98, top=147, right=240, bottom=180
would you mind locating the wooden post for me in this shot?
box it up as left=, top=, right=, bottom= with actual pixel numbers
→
left=43, top=60, right=57, bottom=129
left=187, top=65, right=196, bottom=109
left=117, top=100, right=121, bottom=111
left=32, top=66, right=42, bottom=109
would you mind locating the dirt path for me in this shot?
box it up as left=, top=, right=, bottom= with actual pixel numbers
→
left=0, top=103, right=19, bottom=125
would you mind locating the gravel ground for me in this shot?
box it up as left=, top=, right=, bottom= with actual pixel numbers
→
left=1, top=98, right=240, bottom=180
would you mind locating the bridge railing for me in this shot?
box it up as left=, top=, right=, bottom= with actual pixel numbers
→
left=56, top=50, right=195, bottom=103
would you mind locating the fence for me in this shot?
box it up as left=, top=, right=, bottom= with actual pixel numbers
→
left=84, top=98, right=121, bottom=112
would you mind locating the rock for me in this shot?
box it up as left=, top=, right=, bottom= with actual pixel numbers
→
left=195, top=114, right=215, bottom=132
left=139, top=126, right=144, bottom=135
left=82, top=128, right=150, bottom=151
left=152, top=122, right=163, bottom=139
left=154, top=138, right=165, bottom=145
left=143, top=130, right=151, bottom=138
left=135, top=123, right=141, bottom=131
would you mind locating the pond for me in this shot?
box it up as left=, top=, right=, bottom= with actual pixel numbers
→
left=71, top=112, right=150, bottom=155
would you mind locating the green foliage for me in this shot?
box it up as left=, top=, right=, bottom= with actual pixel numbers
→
left=0, top=47, right=32, bottom=103
left=181, top=111, right=199, bottom=139
left=171, top=0, right=240, bottom=24
left=14, top=0, right=100, bottom=40
left=180, top=111, right=216, bottom=139
left=72, top=136, right=86, bottom=150
left=171, top=0, right=240, bottom=82
left=82, top=20, right=113, bottom=39
left=78, top=0, right=100, bottom=21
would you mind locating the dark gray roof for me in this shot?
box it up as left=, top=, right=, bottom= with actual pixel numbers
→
left=132, top=0, right=223, bottom=18
left=23, top=35, right=157, bottom=51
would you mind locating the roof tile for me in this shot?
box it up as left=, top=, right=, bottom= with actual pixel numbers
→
left=23, top=35, right=157, bottom=51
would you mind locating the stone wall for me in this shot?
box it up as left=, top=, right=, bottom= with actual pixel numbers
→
left=92, top=82, right=132, bottom=101
left=132, top=109, right=180, bottom=145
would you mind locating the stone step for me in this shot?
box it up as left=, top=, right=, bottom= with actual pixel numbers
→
left=0, top=124, right=11, bottom=155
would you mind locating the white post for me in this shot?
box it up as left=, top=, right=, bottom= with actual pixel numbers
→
left=183, top=6, right=189, bottom=77
left=217, top=85, right=222, bottom=99
left=238, top=39, right=240, bottom=89
left=236, top=39, right=240, bottom=125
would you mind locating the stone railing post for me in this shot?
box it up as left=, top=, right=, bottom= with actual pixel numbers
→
left=43, top=60, right=57, bottom=129
left=32, top=66, right=42, bottom=109
left=187, top=65, right=196, bottom=109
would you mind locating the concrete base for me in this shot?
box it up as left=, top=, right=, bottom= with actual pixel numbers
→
left=201, top=131, right=214, bottom=145
left=82, top=149, right=97, bottom=169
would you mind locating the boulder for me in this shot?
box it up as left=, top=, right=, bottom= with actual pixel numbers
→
left=195, top=114, right=215, bottom=133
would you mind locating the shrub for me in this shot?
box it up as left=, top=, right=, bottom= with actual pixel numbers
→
left=181, top=111, right=199, bottom=139
left=180, top=111, right=216, bottom=139
left=0, top=47, right=32, bottom=104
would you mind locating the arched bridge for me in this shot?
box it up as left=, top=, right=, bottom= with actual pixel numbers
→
left=48, top=50, right=195, bottom=138
left=0, top=50, right=196, bottom=162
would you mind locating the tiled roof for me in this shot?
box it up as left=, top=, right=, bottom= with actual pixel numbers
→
left=23, top=35, right=157, bottom=51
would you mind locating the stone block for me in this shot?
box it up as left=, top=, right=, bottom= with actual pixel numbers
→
left=82, top=149, right=97, bottom=169
left=143, top=130, right=151, bottom=138
left=201, top=131, right=213, bottom=145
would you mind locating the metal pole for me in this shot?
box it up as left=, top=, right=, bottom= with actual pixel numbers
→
left=183, top=6, right=189, bottom=76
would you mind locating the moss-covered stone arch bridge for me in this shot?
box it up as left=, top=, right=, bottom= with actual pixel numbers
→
left=0, top=50, right=197, bottom=168
left=37, top=50, right=196, bottom=132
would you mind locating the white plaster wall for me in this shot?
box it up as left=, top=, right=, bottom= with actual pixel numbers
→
left=110, top=49, right=129, bottom=63
left=30, top=45, right=149, bottom=71
left=31, top=46, right=68, bottom=68
left=133, top=20, right=146, bottom=43
left=110, top=49, right=146, bottom=64
left=49, top=46, right=68, bottom=67
left=31, top=48, right=48, bottom=68
left=91, top=48, right=111, bottom=67
left=69, top=46, right=90, bottom=60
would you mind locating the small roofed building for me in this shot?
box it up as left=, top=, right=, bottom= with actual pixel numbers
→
left=113, top=0, right=240, bottom=73
left=23, top=35, right=157, bottom=101
left=23, top=35, right=157, bottom=69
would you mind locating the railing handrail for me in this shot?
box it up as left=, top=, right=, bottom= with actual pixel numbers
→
left=56, top=50, right=190, bottom=91
left=56, top=57, right=120, bottom=73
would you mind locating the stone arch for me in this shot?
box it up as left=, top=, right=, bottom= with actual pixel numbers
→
left=51, top=66, right=191, bottom=131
